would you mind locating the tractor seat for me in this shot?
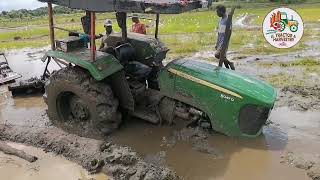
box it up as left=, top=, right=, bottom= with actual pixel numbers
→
left=115, top=43, right=135, bottom=64
left=114, top=43, right=151, bottom=81
left=125, top=61, right=151, bottom=81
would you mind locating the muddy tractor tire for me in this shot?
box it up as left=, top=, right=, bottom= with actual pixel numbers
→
left=44, top=66, right=121, bottom=138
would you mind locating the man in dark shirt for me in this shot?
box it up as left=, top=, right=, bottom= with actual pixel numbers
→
left=215, top=5, right=235, bottom=70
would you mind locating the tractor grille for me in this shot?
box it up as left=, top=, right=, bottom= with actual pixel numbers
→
left=239, top=105, right=270, bottom=135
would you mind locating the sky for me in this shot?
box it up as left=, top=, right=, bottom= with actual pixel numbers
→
left=0, top=0, right=46, bottom=11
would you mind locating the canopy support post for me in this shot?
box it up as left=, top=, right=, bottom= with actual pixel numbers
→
left=155, top=13, right=160, bottom=39
left=116, top=12, right=127, bottom=42
left=48, top=1, right=55, bottom=50
left=90, top=11, right=96, bottom=61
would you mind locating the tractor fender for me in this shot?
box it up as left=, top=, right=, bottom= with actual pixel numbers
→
left=46, top=50, right=123, bottom=81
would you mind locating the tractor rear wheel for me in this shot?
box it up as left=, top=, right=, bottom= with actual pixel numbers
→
left=44, top=66, right=121, bottom=138
left=280, top=21, right=286, bottom=32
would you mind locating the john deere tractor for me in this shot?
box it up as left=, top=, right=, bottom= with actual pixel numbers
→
left=39, top=0, right=276, bottom=138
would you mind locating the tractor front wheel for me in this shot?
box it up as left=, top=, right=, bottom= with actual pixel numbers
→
left=44, top=66, right=121, bottom=138
left=290, top=25, right=298, bottom=32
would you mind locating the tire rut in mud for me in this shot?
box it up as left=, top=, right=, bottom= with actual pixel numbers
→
left=0, top=125, right=179, bottom=180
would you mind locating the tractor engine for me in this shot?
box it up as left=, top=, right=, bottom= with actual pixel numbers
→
left=159, top=97, right=211, bottom=128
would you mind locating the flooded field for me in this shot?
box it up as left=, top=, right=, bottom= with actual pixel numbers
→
left=0, top=49, right=320, bottom=179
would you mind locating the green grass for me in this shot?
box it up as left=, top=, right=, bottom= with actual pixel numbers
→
left=0, top=3, right=319, bottom=53
left=0, top=13, right=116, bottom=28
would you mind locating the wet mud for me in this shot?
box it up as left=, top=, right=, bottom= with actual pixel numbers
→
left=0, top=142, right=108, bottom=180
left=281, top=151, right=320, bottom=180
left=0, top=125, right=178, bottom=180
left=277, top=86, right=320, bottom=111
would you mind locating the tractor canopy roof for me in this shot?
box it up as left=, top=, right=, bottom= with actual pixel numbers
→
left=38, top=0, right=205, bottom=14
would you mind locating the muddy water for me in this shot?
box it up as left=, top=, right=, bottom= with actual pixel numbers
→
left=2, top=48, right=60, bottom=80
left=0, top=142, right=108, bottom=180
left=0, top=95, right=47, bottom=127
left=111, top=107, right=320, bottom=180
left=0, top=48, right=60, bottom=126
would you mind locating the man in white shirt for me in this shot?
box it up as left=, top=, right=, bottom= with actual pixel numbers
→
left=99, top=19, right=114, bottom=50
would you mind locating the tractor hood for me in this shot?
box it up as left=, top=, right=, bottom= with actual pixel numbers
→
left=168, top=59, right=277, bottom=106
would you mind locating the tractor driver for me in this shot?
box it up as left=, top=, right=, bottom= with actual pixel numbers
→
left=215, top=5, right=235, bottom=70
left=131, top=15, right=147, bottom=35
left=99, top=19, right=114, bottom=51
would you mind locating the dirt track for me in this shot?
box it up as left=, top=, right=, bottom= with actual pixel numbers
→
left=0, top=124, right=178, bottom=180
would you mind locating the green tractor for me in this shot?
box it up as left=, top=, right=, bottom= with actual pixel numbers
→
left=280, top=12, right=299, bottom=32
left=39, top=0, right=276, bottom=138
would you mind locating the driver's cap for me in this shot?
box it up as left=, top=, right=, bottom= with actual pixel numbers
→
left=104, top=19, right=112, bottom=27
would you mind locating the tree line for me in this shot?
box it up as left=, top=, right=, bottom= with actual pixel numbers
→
left=0, top=0, right=307, bottom=19
left=0, top=6, right=82, bottom=19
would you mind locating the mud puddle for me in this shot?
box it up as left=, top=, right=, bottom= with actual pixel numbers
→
left=2, top=48, right=60, bottom=80
left=0, top=142, right=108, bottom=180
left=110, top=106, right=320, bottom=180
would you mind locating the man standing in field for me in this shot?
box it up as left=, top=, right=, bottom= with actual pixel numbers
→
left=131, top=15, right=147, bottom=35
left=215, top=5, right=235, bottom=70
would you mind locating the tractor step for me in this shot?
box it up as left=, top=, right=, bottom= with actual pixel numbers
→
left=131, top=107, right=159, bottom=124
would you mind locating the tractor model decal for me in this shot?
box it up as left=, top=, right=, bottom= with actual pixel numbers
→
left=263, top=7, right=303, bottom=49
left=168, top=68, right=243, bottom=99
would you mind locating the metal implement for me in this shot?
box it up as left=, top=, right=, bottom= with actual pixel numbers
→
left=8, top=57, right=51, bottom=96
left=0, top=53, right=22, bottom=84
